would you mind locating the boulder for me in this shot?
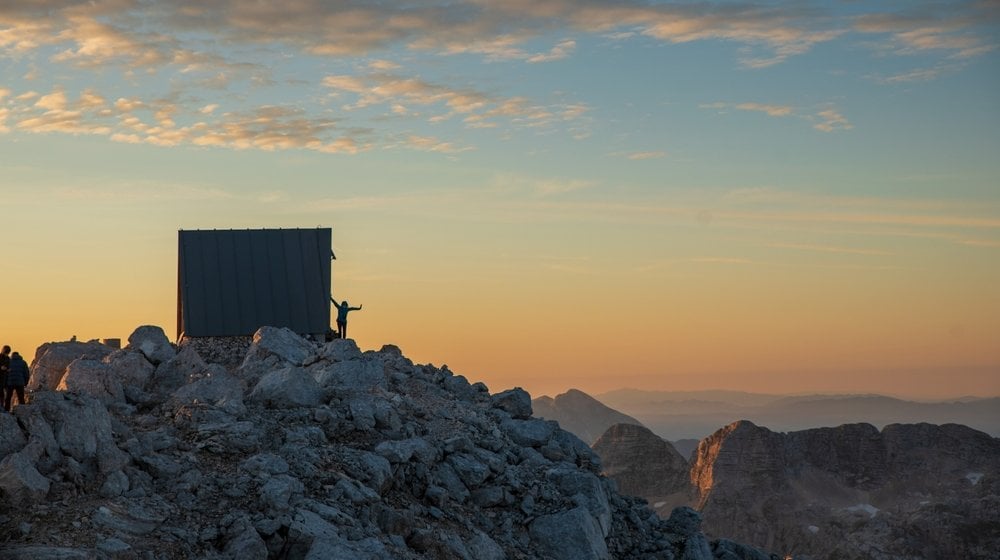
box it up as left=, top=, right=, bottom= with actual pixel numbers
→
left=57, top=359, right=124, bottom=403
left=149, top=346, right=207, bottom=394
left=169, top=366, right=245, bottom=415
left=502, top=417, right=556, bottom=447
left=0, top=412, right=28, bottom=457
left=319, top=338, right=363, bottom=362
left=103, top=350, right=155, bottom=390
left=243, top=326, right=315, bottom=368
left=529, top=505, right=609, bottom=560
left=0, top=449, right=51, bottom=505
left=249, top=367, right=323, bottom=409
left=314, top=359, right=386, bottom=393
left=126, top=325, right=175, bottom=365
left=490, top=387, right=533, bottom=419
left=27, top=340, right=115, bottom=391
left=16, top=391, right=128, bottom=475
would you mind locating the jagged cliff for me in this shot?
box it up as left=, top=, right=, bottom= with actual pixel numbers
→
left=595, top=418, right=1000, bottom=559
left=0, top=326, right=777, bottom=560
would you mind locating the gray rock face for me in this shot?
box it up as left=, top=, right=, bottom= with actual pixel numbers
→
left=57, top=359, right=124, bottom=403
left=126, top=325, right=176, bottom=365
left=249, top=367, right=323, bottom=408
left=530, top=505, right=610, bottom=560
left=244, top=326, right=315, bottom=367
left=0, top=449, right=51, bottom=505
left=27, top=340, right=116, bottom=391
left=684, top=420, right=1000, bottom=559
left=491, top=387, right=533, bottom=419
left=0, top=324, right=754, bottom=560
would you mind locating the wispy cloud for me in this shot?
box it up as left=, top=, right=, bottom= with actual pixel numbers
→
left=625, top=151, right=667, bottom=160
left=323, top=70, right=589, bottom=133
left=812, top=108, right=852, bottom=132
left=701, top=101, right=850, bottom=132
left=735, top=102, right=794, bottom=117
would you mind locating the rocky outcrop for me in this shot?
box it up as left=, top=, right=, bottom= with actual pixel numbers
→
left=592, top=423, right=691, bottom=515
left=0, top=326, right=774, bottom=560
left=533, top=388, right=645, bottom=444
left=609, top=419, right=1000, bottom=559
left=28, top=340, right=117, bottom=391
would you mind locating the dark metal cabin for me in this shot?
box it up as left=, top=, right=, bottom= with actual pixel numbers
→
left=177, top=228, right=334, bottom=339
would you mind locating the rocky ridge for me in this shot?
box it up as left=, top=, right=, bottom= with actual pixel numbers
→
left=0, top=326, right=778, bottom=560
left=594, top=419, right=1000, bottom=559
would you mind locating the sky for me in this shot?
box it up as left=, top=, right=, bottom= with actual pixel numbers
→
left=1, top=1, right=999, bottom=400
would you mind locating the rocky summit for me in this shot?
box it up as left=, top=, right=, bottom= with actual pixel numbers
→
left=0, top=326, right=777, bottom=560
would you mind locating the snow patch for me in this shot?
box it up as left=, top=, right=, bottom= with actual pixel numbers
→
left=846, top=504, right=879, bottom=519
left=653, top=501, right=667, bottom=509
left=966, top=472, right=984, bottom=485
left=807, top=525, right=819, bottom=534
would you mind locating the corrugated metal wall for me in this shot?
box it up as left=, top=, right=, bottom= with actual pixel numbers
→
left=177, top=228, right=332, bottom=338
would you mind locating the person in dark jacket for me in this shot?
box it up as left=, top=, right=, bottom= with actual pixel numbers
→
left=330, top=296, right=362, bottom=339
left=0, top=345, right=10, bottom=409
left=5, top=350, right=29, bottom=411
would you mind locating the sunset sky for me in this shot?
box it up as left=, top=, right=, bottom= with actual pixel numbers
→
left=2, top=1, right=998, bottom=399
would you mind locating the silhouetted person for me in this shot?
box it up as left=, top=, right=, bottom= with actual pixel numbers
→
left=0, top=345, right=10, bottom=410
left=330, top=296, right=362, bottom=339
left=5, top=350, right=28, bottom=411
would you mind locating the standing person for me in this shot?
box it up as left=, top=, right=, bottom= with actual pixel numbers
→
left=330, top=296, right=362, bottom=339
left=0, top=346, right=10, bottom=410
left=5, top=350, right=29, bottom=411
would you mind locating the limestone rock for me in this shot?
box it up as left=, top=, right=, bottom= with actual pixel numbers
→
left=0, top=450, right=51, bottom=505
left=27, top=340, right=116, bottom=391
left=249, top=367, right=323, bottom=408
left=169, top=366, right=245, bottom=416
left=0, top=412, right=28, bottom=457
left=315, top=358, right=386, bottom=393
left=244, top=326, right=315, bottom=367
left=149, top=345, right=207, bottom=394
left=319, top=337, right=363, bottom=362
left=57, top=359, right=124, bottom=403
left=126, top=325, right=175, bottom=365
left=529, top=505, right=609, bottom=560
left=491, top=387, right=533, bottom=419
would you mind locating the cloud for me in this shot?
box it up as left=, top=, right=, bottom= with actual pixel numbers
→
left=813, top=109, right=852, bottom=132
left=625, top=151, right=667, bottom=160
left=323, top=70, right=589, bottom=132
left=854, top=8, right=997, bottom=62
left=735, top=102, right=794, bottom=117
left=527, top=39, right=576, bottom=63
left=401, top=134, right=471, bottom=154
left=4, top=1, right=850, bottom=71
left=50, top=16, right=170, bottom=68
left=703, top=101, right=851, bottom=132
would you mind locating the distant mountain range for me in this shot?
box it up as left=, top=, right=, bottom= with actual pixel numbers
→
left=595, top=388, right=1000, bottom=441
left=531, top=389, right=642, bottom=444
left=594, top=420, right=1000, bottom=559
left=531, top=388, right=1000, bottom=559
